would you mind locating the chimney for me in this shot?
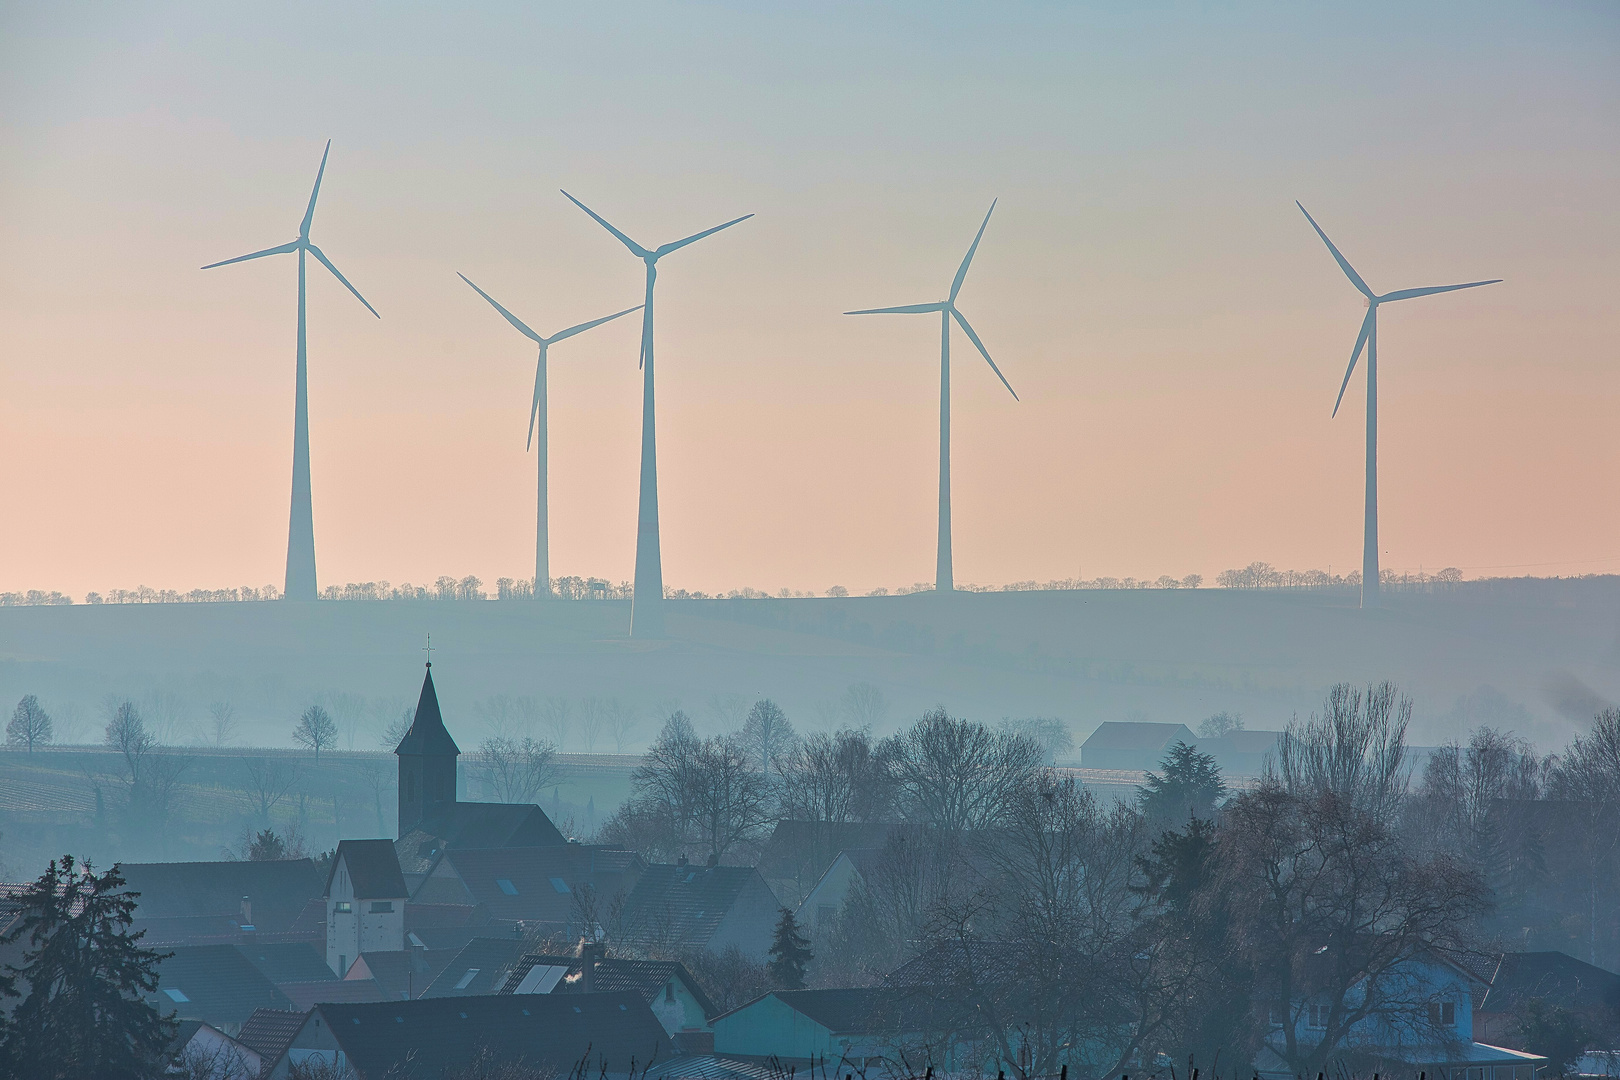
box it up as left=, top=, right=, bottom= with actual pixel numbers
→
left=676, top=853, right=688, bottom=869
left=705, top=852, right=718, bottom=868
left=580, top=941, right=603, bottom=993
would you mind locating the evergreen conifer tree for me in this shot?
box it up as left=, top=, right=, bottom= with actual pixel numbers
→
left=0, top=855, right=176, bottom=1080
left=1138, top=741, right=1227, bottom=823
left=767, top=906, right=813, bottom=989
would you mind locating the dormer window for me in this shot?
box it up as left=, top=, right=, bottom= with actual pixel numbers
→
left=370, top=901, right=394, bottom=913
left=334, top=901, right=352, bottom=914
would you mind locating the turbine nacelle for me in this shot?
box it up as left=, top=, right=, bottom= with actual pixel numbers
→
left=843, top=201, right=1018, bottom=401
left=1297, top=201, right=1499, bottom=417
left=203, top=140, right=378, bottom=320
left=457, top=272, right=641, bottom=450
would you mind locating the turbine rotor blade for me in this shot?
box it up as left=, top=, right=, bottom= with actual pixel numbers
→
left=1379, top=279, right=1502, bottom=303
left=306, top=243, right=379, bottom=318
left=457, top=273, right=543, bottom=344
left=547, top=304, right=644, bottom=345
left=949, top=199, right=997, bottom=303
left=201, top=240, right=299, bottom=270
left=527, top=347, right=545, bottom=452
left=844, top=302, right=947, bottom=315
left=1297, top=202, right=1374, bottom=300
left=301, top=140, right=331, bottom=239
left=1332, top=307, right=1376, bottom=418
left=653, top=213, right=754, bottom=257
left=560, top=191, right=651, bottom=258
left=950, top=307, right=1018, bottom=400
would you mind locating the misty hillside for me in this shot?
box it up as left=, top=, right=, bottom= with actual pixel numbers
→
left=3, top=578, right=1614, bottom=755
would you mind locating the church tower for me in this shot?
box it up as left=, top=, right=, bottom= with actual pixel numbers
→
left=395, top=661, right=460, bottom=837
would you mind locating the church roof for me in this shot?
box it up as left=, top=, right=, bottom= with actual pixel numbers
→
left=396, top=804, right=569, bottom=877
left=395, top=665, right=460, bottom=758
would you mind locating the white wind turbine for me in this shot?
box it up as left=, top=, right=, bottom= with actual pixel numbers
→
left=845, top=200, right=1018, bottom=593
left=457, top=273, right=641, bottom=596
left=1297, top=201, right=1500, bottom=608
left=560, top=191, right=752, bottom=637
left=203, top=140, right=378, bottom=601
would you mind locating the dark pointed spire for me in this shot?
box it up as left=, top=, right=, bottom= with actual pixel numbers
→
left=394, top=663, right=460, bottom=757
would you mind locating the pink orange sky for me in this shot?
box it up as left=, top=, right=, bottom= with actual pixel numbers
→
left=2, top=3, right=1617, bottom=598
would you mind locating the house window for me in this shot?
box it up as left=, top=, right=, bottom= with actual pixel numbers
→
left=497, top=879, right=519, bottom=896
left=163, top=988, right=189, bottom=1003
left=334, top=902, right=352, bottom=914
left=1309, top=1004, right=1331, bottom=1028
left=550, top=878, right=571, bottom=895
left=1428, top=1001, right=1456, bottom=1027
left=370, top=901, right=393, bottom=913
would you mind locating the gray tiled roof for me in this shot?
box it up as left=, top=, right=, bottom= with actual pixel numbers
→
left=121, top=859, right=323, bottom=931
left=1081, top=721, right=1197, bottom=750
left=422, top=937, right=532, bottom=997
left=237, top=1008, right=307, bottom=1062
left=619, top=863, right=763, bottom=950
left=147, top=944, right=296, bottom=1028
left=328, top=839, right=408, bottom=899
left=427, top=844, right=644, bottom=922
left=396, top=804, right=568, bottom=877
left=498, top=954, right=719, bottom=1018
left=311, top=991, right=672, bottom=1077
left=235, top=941, right=335, bottom=985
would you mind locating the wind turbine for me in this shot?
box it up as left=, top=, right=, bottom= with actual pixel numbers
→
left=457, top=273, right=641, bottom=597
left=845, top=200, right=1018, bottom=593
left=560, top=191, right=752, bottom=637
left=1297, top=201, right=1499, bottom=609
left=203, top=140, right=378, bottom=601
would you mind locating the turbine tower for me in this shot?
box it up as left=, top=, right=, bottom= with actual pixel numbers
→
left=845, top=201, right=1018, bottom=593
left=1297, top=202, right=1499, bottom=609
left=203, top=141, right=378, bottom=601
left=560, top=191, right=752, bottom=637
left=457, top=273, right=640, bottom=597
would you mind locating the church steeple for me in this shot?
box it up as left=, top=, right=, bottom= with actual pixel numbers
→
left=396, top=661, right=460, bottom=837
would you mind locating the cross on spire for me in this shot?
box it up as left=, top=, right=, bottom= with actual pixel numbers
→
left=423, top=633, right=433, bottom=668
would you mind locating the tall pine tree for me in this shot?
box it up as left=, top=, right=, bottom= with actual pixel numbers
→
left=0, top=856, right=176, bottom=1080
left=767, top=906, right=813, bottom=990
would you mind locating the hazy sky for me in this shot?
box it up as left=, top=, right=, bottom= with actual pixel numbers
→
left=2, top=2, right=1617, bottom=597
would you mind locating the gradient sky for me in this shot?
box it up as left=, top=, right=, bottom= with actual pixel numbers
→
left=2, top=2, right=1617, bottom=598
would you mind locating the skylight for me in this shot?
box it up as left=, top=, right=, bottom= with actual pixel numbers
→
left=550, top=877, right=570, bottom=894
left=496, top=879, right=519, bottom=896
left=454, top=968, right=481, bottom=990
left=163, top=988, right=189, bottom=1003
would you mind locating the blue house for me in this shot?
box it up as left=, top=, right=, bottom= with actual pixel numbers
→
left=1257, top=952, right=1546, bottom=1080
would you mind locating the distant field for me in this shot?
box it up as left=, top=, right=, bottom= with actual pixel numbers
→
left=1, top=579, right=1614, bottom=756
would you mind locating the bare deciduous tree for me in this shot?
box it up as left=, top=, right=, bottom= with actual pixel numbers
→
left=578, top=698, right=606, bottom=753
left=540, top=697, right=572, bottom=752
left=608, top=701, right=640, bottom=754
left=7, top=695, right=53, bottom=752
left=881, top=708, right=1042, bottom=834
left=1225, top=684, right=1490, bottom=1077
left=741, top=698, right=796, bottom=773
left=474, top=736, right=559, bottom=804
left=840, top=682, right=888, bottom=728
left=292, top=705, right=338, bottom=762
left=206, top=700, right=239, bottom=748
left=244, top=757, right=300, bottom=825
